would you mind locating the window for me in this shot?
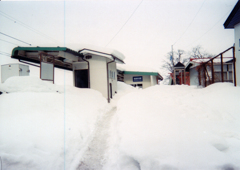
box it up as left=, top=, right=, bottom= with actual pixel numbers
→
left=131, top=84, right=143, bottom=88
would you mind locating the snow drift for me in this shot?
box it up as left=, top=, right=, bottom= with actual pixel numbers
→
left=105, top=83, right=240, bottom=170
left=0, top=76, right=110, bottom=170
left=1, top=76, right=240, bottom=170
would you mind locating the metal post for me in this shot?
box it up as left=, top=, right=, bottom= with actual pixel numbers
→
left=211, top=59, right=214, bottom=84
left=232, top=46, right=237, bottom=86
left=203, top=64, right=207, bottom=87
left=221, top=54, right=224, bottom=82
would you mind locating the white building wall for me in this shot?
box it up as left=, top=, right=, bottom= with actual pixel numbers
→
left=124, top=74, right=151, bottom=89
left=190, top=68, right=199, bottom=86
left=1, top=64, right=29, bottom=83
left=234, top=22, right=240, bottom=86
left=107, top=60, right=117, bottom=97
left=88, top=55, right=108, bottom=99
left=150, top=75, right=157, bottom=86
left=72, top=55, right=119, bottom=100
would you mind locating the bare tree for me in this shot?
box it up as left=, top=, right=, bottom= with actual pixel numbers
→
left=189, top=45, right=214, bottom=59
left=162, top=49, right=188, bottom=83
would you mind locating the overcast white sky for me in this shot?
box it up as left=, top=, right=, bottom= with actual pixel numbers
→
left=0, top=0, right=238, bottom=75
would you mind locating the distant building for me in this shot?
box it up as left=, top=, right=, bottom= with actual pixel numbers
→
left=185, top=58, right=234, bottom=86
left=224, top=0, right=240, bottom=86
left=1, top=63, right=30, bottom=83
left=117, top=65, right=163, bottom=89
left=11, top=46, right=125, bottom=102
left=169, top=62, right=190, bottom=85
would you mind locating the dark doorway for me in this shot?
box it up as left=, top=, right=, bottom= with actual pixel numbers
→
left=75, top=70, right=89, bottom=88
left=110, top=83, right=112, bottom=98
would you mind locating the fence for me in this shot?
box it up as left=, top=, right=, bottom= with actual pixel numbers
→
left=196, top=46, right=236, bottom=87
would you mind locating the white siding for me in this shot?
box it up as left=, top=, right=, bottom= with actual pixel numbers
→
left=150, top=75, right=157, bottom=86
left=190, top=68, right=199, bottom=86
left=72, top=55, right=119, bottom=100
left=88, top=55, right=108, bottom=99
left=1, top=64, right=29, bottom=83
left=234, top=22, right=240, bottom=86
left=107, top=60, right=117, bottom=97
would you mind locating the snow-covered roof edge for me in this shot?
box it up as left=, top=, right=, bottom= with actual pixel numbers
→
left=77, top=45, right=125, bottom=64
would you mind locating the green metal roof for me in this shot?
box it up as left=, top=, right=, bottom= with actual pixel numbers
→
left=11, top=46, right=79, bottom=56
left=11, top=46, right=81, bottom=71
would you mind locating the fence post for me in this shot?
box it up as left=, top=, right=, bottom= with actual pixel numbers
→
left=211, top=59, right=214, bottom=84
left=221, top=54, right=224, bottom=82
left=233, top=46, right=237, bottom=86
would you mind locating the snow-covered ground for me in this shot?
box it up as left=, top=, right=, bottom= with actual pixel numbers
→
left=1, top=76, right=240, bottom=170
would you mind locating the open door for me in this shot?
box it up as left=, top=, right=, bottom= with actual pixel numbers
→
left=74, top=69, right=89, bottom=88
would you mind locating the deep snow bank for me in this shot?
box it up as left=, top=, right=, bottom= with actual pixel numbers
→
left=105, top=83, right=240, bottom=170
left=0, top=76, right=111, bottom=170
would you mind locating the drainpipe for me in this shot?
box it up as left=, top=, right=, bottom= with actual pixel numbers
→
left=77, top=50, right=90, bottom=88
left=107, top=57, right=116, bottom=103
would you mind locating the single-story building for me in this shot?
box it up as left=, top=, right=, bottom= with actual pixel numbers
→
left=224, top=0, right=240, bottom=86
left=169, top=62, right=190, bottom=85
left=1, top=63, right=30, bottom=83
left=11, top=46, right=125, bottom=102
left=117, top=64, right=163, bottom=89
left=185, top=58, right=234, bottom=86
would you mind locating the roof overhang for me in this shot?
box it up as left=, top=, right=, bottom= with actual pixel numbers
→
left=11, top=47, right=83, bottom=70
left=224, top=0, right=240, bottom=29
left=78, top=48, right=125, bottom=64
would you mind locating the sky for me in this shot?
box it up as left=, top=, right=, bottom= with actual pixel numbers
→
left=0, top=0, right=238, bottom=76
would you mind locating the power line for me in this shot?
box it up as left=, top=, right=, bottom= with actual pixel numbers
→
left=0, top=32, right=31, bottom=46
left=0, top=52, right=11, bottom=57
left=0, top=39, right=19, bottom=46
left=173, top=0, right=206, bottom=46
left=184, top=10, right=232, bottom=49
left=105, top=0, right=144, bottom=47
left=0, top=10, right=60, bottom=44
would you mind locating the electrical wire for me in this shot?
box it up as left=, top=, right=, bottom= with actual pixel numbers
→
left=0, top=52, right=11, bottom=57
left=0, top=32, right=31, bottom=46
left=183, top=10, right=232, bottom=49
left=173, top=0, right=206, bottom=46
left=0, top=10, right=60, bottom=43
left=0, top=51, right=11, bottom=55
left=0, top=38, right=19, bottom=46
left=105, top=0, right=144, bottom=47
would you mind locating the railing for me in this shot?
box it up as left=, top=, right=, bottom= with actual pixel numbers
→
left=197, top=46, right=236, bottom=87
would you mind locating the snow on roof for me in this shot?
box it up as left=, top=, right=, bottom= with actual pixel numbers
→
left=73, top=44, right=125, bottom=63
left=117, top=64, right=161, bottom=74
left=186, top=57, right=233, bottom=70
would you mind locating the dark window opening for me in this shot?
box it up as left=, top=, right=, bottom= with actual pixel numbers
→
left=75, top=70, right=89, bottom=88
left=131, top=84, right=143, bottom=88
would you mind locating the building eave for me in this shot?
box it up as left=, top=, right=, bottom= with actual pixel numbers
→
left=224, top=0, right=240, bottom=29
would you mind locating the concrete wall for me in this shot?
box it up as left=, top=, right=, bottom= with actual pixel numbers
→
left=124, top=74, right=152, bottom=89
left=234, top=22, right=240, bottom=86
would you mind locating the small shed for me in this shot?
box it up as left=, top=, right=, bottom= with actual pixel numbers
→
left=117, top=65, right=163, bottom=89
left=1, top=63, right=29, bottom=83
left=11, top=46, right=125, bottom=102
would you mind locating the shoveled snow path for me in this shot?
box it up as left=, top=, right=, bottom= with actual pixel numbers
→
left=77, top=107, right=117, bottom=170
